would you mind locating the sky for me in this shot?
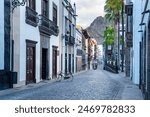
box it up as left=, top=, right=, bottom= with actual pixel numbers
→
left=71, top=0, right=105, bottom=28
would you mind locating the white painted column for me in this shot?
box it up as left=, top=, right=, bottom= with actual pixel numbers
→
left=62, top=15, right=66, bottom=73
left=132, top=0, right=142, bottom=84
left=0, top=0, right=4, bottom=70
left=74, top=42, right=77, bottom=73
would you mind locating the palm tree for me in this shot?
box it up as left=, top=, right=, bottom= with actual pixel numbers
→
left=121, top=1, right=125, bottom=72
left=104, top=26, right=115, bottom=45
left=104, top=0, right=122, bottom=23
left=104, top=26, right=115, bottom=63
left=104, top=0, right=123, bottom=69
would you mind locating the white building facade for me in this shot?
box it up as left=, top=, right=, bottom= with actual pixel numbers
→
left=60, top=0, right=76, bottom=74
left=49, top=0, right=61, bottom=79
left=75, top=28, right=82, bottom=72
left=132, top=0, right=142, bottom=84
left=0, top=0, right=4, bottom=70
left=125, top=0, right=142, bottom=85
left=12, top=0, right=60, bottom=87
left=126, top=0, right=150, bottom=99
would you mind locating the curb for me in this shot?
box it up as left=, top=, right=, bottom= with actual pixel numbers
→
left=0, top=80, right=56, bottom=97
left=73, top=70, right=88, bottom=76
left=0, top=70, right=88, bottom=97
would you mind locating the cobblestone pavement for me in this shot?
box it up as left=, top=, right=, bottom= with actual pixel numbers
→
left=0, top=66, right=143, bottom=100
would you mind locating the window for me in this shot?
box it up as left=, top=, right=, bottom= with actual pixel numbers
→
left=28, top=0, right=36, bottom=10
left=68, top=12, right=72, bottom=22
left=53, top=3, right=57, bottom=25
left=42, top=0, right=49, bottom=17
left=65, top=17, right=69, bottom=34
left=69, top=24, right=71, bottom=36
left=72, top=25, right=75, bottom=36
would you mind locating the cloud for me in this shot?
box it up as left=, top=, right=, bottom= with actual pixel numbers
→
left=71, top=0, right=105, bottom=28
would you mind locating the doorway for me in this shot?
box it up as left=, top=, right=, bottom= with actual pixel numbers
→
left=42, top=48, right=47, bottom=80
left=26, top=42, right=36, bottom=84
left=69, top=54, right=71, bottom=72
left=52, top=46, right=58, bottom=78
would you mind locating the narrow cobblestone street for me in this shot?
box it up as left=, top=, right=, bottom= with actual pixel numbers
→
left=0, top=66, right=143, bottom=100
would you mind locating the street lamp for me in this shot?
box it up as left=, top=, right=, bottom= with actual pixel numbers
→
left=12, top=0, right=26, bottom=12
left=138, top=30, right=143, bottom=32
left=142, top=9, right=150, bottom=14
left=139, top=23, right=146, bottom=26
left=7, top=0, right=26, bottom=84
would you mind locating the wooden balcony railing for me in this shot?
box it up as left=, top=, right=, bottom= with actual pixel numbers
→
left=68, top=36, right=75, bottom=45
left=38, top=15, right=59, bottom=36
left=25, top=6, right=38, bottom=27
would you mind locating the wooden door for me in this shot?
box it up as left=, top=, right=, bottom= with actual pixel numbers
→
left=26, top=46, right=35, bottom=84
left=65, top=53, right=67, bottom=74
left=42, top=49, right=47, bottom=80
left=69, top=54, right=71, bottom=72
left=52, top=46, right=57, bottom=78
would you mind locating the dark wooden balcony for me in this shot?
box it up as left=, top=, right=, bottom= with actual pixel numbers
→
left=38, top=15, right=59, bottom=36
left=51, top=22, right=59, bottom=36
left=68, top=36, right=75, bottom=45
left=25, top=6, right=38, bottom=27
left=65, top=35, right=69, bottom=42
left=64, top=0, right=69, bottom=4
left=77, top=49, right=82, bottom=56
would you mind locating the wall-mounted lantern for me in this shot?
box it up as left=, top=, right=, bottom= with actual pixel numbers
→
left=12, top=0, right=26, bottom=12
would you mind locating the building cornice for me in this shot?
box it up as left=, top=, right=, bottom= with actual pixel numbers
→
left=62, top=1, right=76, bottom=19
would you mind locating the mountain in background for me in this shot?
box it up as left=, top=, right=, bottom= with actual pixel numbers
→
left=86, top=16, right=112, bottom=45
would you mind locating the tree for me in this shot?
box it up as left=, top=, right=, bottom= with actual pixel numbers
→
left=104, top=0, right=122, bottom=23
left=103, top=26, right=115, bottom=67
left=121, top=1, right=125, bottom=72
left=104, top=0, right=123, bottom=69
left=104, top=26, right=115, bottom=45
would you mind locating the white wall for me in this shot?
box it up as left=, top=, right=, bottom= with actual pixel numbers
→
left=59, top=0, right=64, bottom=72
left=142, top=0, right=150, bottom=90
left=13, top=1, right=41, bottom=84
left=50, top=0, right=61, bottom=77
left=0, top=0, right=4, bottom=70
left=132, top=0, right=143, bottom=84
left=75, top=29, right=82, bottom=72
left=19, top=3, right=41, bottom=82
left=61, top=0, right=76, bottom=73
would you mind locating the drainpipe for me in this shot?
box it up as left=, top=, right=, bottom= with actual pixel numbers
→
left=118, top=16, right=120, bottom=71
left=74, top=3, right=76, bottom=73
left=121, top=1, right=125, bottom=72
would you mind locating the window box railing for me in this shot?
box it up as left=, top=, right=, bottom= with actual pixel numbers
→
left=38, top=15, right=51, bottom=35
left=77, top=49, right=82, bottom=56
left=50, top=22, right=59, bottom=36
left=25, top=6, right=38, bottom=27
left=68, top=36, right=75, bottom=45
left=65, top=35, right=69, bottom=42
left=38, top=15, right=59, bottom=36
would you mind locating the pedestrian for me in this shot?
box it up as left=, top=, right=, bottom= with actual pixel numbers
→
left=92, top=59, right=98, bottom=70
